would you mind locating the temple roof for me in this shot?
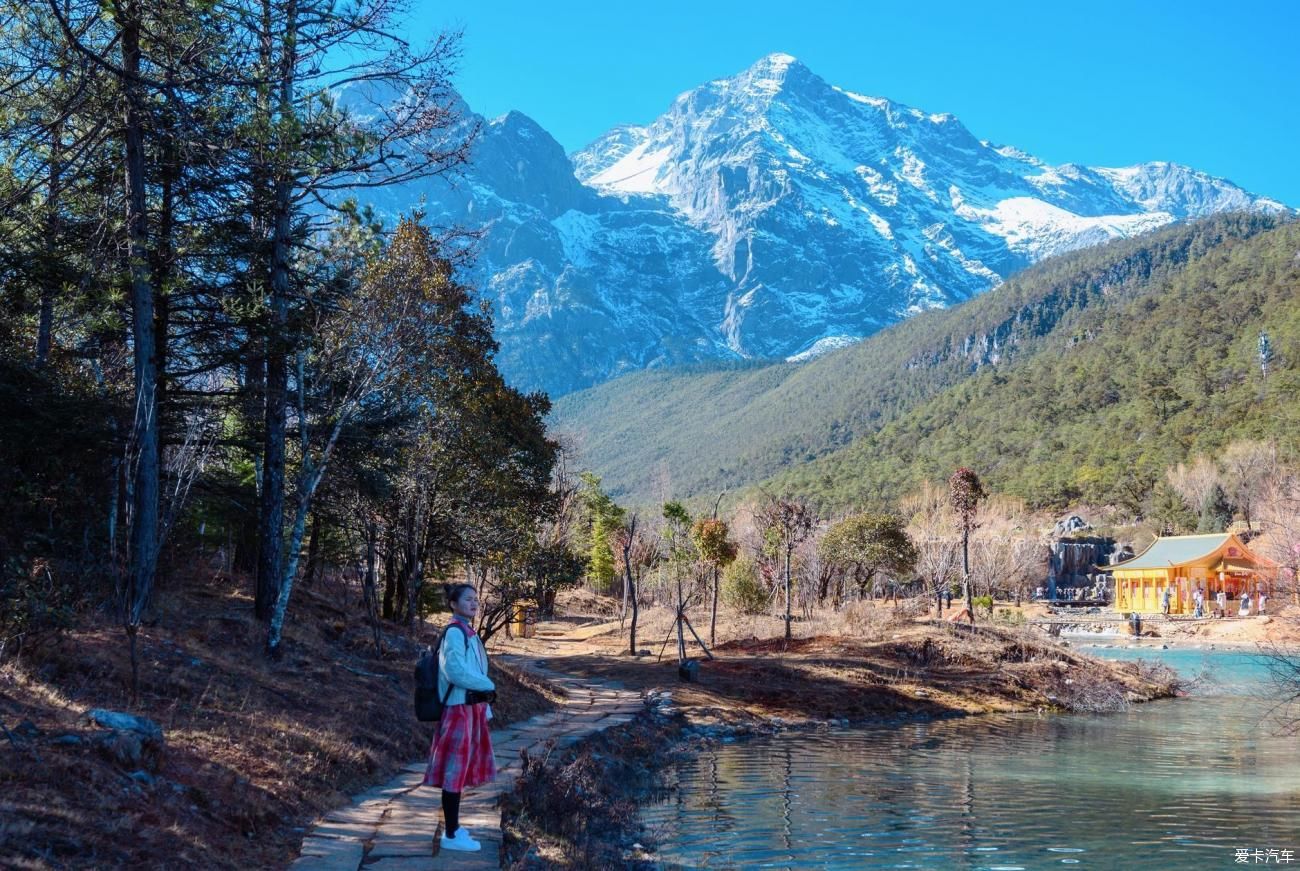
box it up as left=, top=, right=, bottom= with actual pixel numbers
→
left=1110, top=533, right=1277, bottom=572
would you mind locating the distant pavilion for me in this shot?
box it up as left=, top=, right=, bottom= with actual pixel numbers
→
left=1109, top=533, right=1278, bottom=614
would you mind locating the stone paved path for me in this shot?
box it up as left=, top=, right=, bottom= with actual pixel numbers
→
left=289, top=655, right=642, bottom=871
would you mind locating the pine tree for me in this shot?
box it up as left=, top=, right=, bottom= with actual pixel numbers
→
left=949, top=467, right=986, bottom=624
left=1197, top=484, right=1233, bottom=534
left=578, top=472, right=624, bottom=594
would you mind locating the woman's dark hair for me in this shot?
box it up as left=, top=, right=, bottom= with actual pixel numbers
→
left=443, top=583, right=475, bottom=608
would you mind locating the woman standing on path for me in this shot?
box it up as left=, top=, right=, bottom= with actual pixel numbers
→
left=424, top=583, right=497, bottom=853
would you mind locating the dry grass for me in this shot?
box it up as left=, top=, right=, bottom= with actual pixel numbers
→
left=584, top=598, right=973, bottom=656
left=540, top=596, right=1177, bottom=723
left=0, top=571, right=554, bottom=870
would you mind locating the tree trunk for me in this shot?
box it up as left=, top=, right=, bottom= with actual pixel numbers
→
left=784, top=544, right=793, bottom=642
left=539, top=585, right=557, bottom=619
left=232, top=503, right=259, bottom=574
left=266, top=456, right=321, bottom=653
left=676, top=571, right=686, bottom=663
left=405, top=552, right=422, bottom=626
left=381, top=532, right=397, bottom=620
left=393, top=551, right=407, bottom=623
left=256, top=0, right=298, bottom=622
left=363, top=519, right=382, bottom=655
left=304, top=510, right=322, bottom=587
left=621, top=560, right=629, bottom=621
left=710, top=564, right=719, bottom=646
left=963, top=527, right=974, bottom=625
left=266, top=391, right=348, bottom=653
left=122, top=0, right=159, bottom=640
left=108, top=452, right=121, bottom=561
left=403, top=500, right=425, bottom=628
left=255, top=348, right=286, bottom=621
left=622, top=519, right=638, bottom=655
left=150, top=114, right=177, bottom=436
left=266, top=481, right=311, bottom=653
left=630, top=568, right=640, bottom=655
left=622, top=540, right=635, bottom=653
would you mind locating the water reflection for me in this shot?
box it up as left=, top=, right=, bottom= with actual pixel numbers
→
left=643, top=652, right=1300, bottom=869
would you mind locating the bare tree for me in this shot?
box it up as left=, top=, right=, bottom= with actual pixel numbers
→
left=615, top=515, right=661, bottom=656
left=903, top=481, right=960, bottom=614
left=1167, top=455, right=1221, bottom=518
left=1220, top=439, right=1276, bottom=533
left=1259, top=638, right=1300, bottom=735
left=969, top=500, right=1047, bottom=607
left=537, top=443, right=581, bottom=619
left=757, top=495, right=814, bottom=642
left=1257, top=468, right=1300, bottom=607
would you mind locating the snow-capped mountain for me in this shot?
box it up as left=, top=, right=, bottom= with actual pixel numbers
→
left=363, top=53, right=1290, bottom=396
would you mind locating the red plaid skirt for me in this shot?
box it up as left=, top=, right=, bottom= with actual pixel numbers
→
left=423, top=703, right=495, bottom=792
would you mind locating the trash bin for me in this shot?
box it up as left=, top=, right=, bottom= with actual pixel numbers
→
left=509, top=600, right=537, bottom=639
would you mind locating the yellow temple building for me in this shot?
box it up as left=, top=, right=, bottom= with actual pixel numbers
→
left=1110, top=533, right=1278, bottom=615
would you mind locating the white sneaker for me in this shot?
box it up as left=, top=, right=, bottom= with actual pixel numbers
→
left=440, top=828, right=481, bottom=852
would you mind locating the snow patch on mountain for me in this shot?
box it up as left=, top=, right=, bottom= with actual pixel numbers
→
left=786, top=335, right=863, bottom=362
left=586, top=141, right=672, bottom=194
left=949, top=187, right=1175, bottom=260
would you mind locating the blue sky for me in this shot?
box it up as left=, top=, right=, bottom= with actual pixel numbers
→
left=412, top=0, right=1299, bottom=205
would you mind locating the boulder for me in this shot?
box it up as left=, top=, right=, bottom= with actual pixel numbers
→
left=87, top=709, right=165, bottom=771
left=1052, top=515, right=1092, bottom=537
left=87, top=709, right=163, bottom=741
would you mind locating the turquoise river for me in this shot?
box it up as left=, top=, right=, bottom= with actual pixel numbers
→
left=640, top=646, right=1299, bottom=870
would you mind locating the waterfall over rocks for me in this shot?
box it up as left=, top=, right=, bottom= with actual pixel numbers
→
left=1047, top=516, right=1115, bottom=600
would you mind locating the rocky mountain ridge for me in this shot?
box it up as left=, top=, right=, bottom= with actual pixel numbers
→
left=359, top=53, right=1290, bottom=396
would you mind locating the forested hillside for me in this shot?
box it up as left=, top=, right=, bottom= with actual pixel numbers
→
left=551, top=213, right=1298, bottom=511
left=774, top=215, right=1300, bottom=513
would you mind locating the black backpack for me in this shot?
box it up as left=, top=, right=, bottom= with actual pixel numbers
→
left=414, top=624, right=469, bottom=722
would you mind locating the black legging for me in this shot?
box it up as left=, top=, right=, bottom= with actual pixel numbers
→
left=442, top=790, right=461, bottom=838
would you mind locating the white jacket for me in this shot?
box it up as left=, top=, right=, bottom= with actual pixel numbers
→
left=437, top=619, right=495, bottom=708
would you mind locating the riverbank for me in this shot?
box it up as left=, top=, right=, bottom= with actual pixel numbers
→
left=0, top=573, right=557, bottom=870
left=1005, top=600, right=1300, bottom=648
left=535, top=618, right=1180, bottom=723
left=500, top=695, right=687, bottom=869
left=499, top=610, right=1181, bottom=867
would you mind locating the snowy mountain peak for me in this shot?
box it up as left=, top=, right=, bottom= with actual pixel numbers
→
left=731, top=51, right=805, bottom=90
left=756, top=50, right=798, bottom=69
left=361, top=53, right=1293, bottom=397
